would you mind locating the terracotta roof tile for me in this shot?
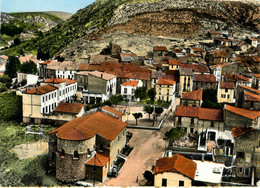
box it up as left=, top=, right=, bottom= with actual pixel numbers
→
left=122, top=80, right=138, bottom=87
left=49, top=112, right=127, bottom=141
left=249, top=37, right=260, bottom=41
left=220, top=82, right=235, bottom=89
left=182, top=88, right=203, bottom=101
left=154, top=154, right=197, bottom=179
left=175, top=105, right=200, bottom=118
left=244, top=91, right=260, bottom=102
left=86, top=153, right=109, bottom=167
left=232, top=127, right=254, bottom=139
left=153, top=46, right=167, bottom=51
left=180, top=63, right=209, bottom=73
left=194, top=74, right=216, bottom=83
left=199, top=108, right=223, bottom=121
left=24, top=84, right=57, bottom=94
left=209, top=63, right=229, bottom=70
left=89, top=71, right=116, bottom=80
left=158, top=78, right=176, bottom=85
left=47, top=60, right=77, bottom=71
left=0, top=55, right=8, bottom=60
left=168, top=59, right=181, bottom=65
left=254, top=74, right=260, bottom=79
left=180, top=68, right=193, bottom=76
left=238, top=85, right=260, bottom=95
left=224, top=74, right=250, bottom=82
left=44, top=77, right=77, bottom=85
left=191, top=48, right=203, bottom=53
left=225, top=104, right=260, bottom=120
left=54, top=103, right=84, bottom=114
left=41, top=60, right=55, bottom=65
left=173, top=48, right=183, bottom=53
left=102, top=106, right=123, bottom=118
left=252, top=56, right=260, bottom=63
left=209, top=50, right=230, bottom=58
left=188, top=53, right=201, bottom=57
left=175, top=105, right=223, bottom=121
left=19, top=55, right=41, bottom=64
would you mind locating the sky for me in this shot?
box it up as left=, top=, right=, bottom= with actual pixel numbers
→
left=1, top=0, right=97, bottom=14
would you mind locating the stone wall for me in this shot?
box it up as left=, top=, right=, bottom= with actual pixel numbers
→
left=88, top=74, right=107, bottom=94
left=110, top=128, right=127, bottom=163
left=224, top=110, right=255, bottom=129
left=180, top=99, right=201, bottom=107
left=193, top=81, right=217, bottom=90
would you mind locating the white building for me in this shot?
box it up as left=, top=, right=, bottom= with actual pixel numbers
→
left=121, top=80, right=143, bottom=101
left=82, top=71, right=117, bottom=104
left=17, top=72, right=39, bottom=86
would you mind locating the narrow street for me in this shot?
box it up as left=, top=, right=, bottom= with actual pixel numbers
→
left=102, top=98, right=179, bottom=186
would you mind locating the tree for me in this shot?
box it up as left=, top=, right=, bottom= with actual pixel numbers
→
left=202, top=89, right=223, bottom=109
left=147, top=88, right=156, bottom=101
left=110, top=95, right=123, bottom=106
left=6, top=56, right=21, bottom=78
left=0, top=75, right=12, bottom=88
left=37, top=48, right=49, bottom=60
left=155, top=107, right=164, bottom=120
left=134, top=87, right=147, bottom=100
left=13, top=37, right=21, bottom=46
left=20, top=60, right=37, bottom=74
left=165, top=128, right=185, bottom=144
left=132, top=112, right=143, bottom=125
left=143, top=105, right=154, bottom=120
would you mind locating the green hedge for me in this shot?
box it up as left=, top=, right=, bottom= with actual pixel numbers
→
left=0, top=92, right=22, bottom=122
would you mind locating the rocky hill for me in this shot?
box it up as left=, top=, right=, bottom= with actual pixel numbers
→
left=1, top=0, right=259, bottom=58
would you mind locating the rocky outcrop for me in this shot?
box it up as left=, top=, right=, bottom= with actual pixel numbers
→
left=21, top=16, right=57, bottom=32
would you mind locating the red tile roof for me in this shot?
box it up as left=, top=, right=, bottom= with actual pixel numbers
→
left=249, top=37, right=260, bottom=41
left=45, top=77, right=77, bottom=85
left=154, top=154, right=197, bottom=179
left=86, top=153, right=109, bottom=167
left=254, top=74, right=260, bottom=79
left=244, top=91, right=260, bottom=102
left=180, top=63, right=209, bottom=73
left=238, top=85, right=260, bottom=95
left=158, top=78, right=176, bottom=85
left=153, top=46, right=167, bottom=51
left=232, top=127, right=254, bottom=139
left=252, top=56, right=260, bottom=63
left=49, top=112, right=127, bottom=141
left=122, top=80, right=138, bottom=87
left=224, top=74, right=250, bottom=82
left=102, top=106, right=123, bottom=118
left=0, top=55, right=9, bottom=60
left=173, top=48, right=183, bottom=53
left=199, top=108, right=223, bottom=121
left=168, top=59, right=181, bottom=65
left=89, top=71, right=116, bottom=80
left=191, top=48, right=203, bottom=53
left=220, top=82, right=235, bottom=89
left=182, top=88, right=203, bottom=101
left=175, top=105, right=200, bottom=118
left=54, top=103, right=84, bottom=114
left=24, top=84, right=57, bottom=94
left=41, top=60, right=54, bottom=65
left=188, top=53, right=200, bottom=57
left=120, top=53, right=137, bottom=58
left=209, top=50, right=230, bottom=58
left=194, top=74, right=216, bottom=83
left=175, top=105, right=223, bottom=121
left=225, top=104, right=260, bottom=120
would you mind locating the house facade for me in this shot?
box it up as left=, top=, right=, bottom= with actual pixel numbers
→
left=121, top=80, right=142, bottom=101
left=217, top=82, right=235, bottom=104
left=155, top=78, right=176, bottom=103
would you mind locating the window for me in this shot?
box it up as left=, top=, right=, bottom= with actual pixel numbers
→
left=162, top=179, right=167, bottom=186
left=73, top=151, right=79, bottom=159
left=211, top=121, right=214, bottom=128
left=124, top=88, right=127, bottom=94
left=225, top=88, right=228, bottom=92
left=61, top=149, right=65, bottom=158
left=178, top=117, right=182, bottom=125
left=227, top=95, right=230, bottom=99
left=190, top=128, right=194, bottom=133
left=179, top=180, right=184, bottom=186
left=237, top=152, right=245, bottom=159
left=191, top=118, right=194, bottom=125
left=49, top=95, right=51, bottom=100
left=43, top=97, right=44, bottom=102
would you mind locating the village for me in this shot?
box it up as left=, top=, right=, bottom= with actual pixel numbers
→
left=0, top=29, right=260, bottom=186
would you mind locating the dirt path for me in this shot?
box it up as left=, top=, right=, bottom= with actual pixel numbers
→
left=12, top=140, right=48, bottom=159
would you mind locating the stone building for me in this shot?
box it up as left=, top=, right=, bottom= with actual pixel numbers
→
left=82, top=71, right=116, bottom=104
left=179, top=68, right=193, bottom=97
left=223, top=73, right=251, bottom=88
left=174, top=105, right=224, bottom=135
left=235, top=85, right=260, bottom=110
left=168, top=59, right=181, bottom=70
left=119, top=53, right=138, bottom=64
left=224, top=105, right=260, bottom=129
left=152, top=46, right=168, bottom=64
left=109, top=42, right=122, bottom=58
left=179, top=63, right=210, bottom=74
left=154, top=154, right=196, bottom=187
left=155, top=77, right=176, bottom=103
left=180, top=88, right=203, bottom=107
left=232, top=127, right=260, bottom=182
left=217, top=82, right=235, bottom=104
left=206, top=50, right=230, bottom=64
left=252, top=74, right=260, bottom=90
left=74, top=71, right=89, bottom=90
left=193, top=74, right=217, bottom=90
left=48, top=111, right=127, bottom=183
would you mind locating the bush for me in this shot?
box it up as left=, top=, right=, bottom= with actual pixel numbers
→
left=0, top=92, right=22, bottom=122
left=165, top=128, right=185, bottom=143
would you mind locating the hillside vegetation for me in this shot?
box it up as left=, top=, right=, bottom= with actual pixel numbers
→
left=1, top=0, right=259, bottom=57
